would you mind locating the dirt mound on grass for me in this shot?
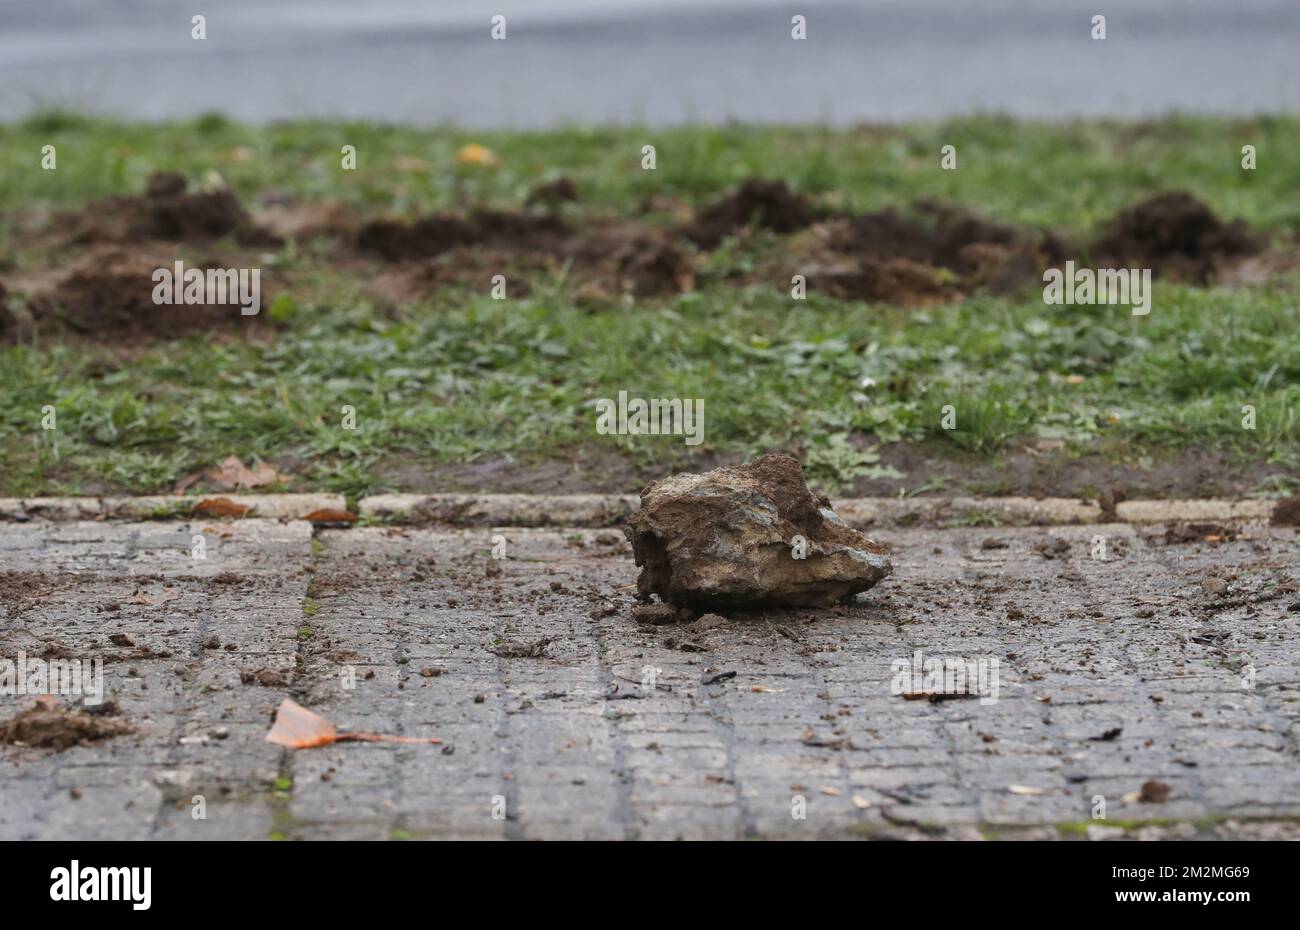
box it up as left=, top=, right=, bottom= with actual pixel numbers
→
left=1089, top=191, right=1264, bottom=283
left=63, top=172, right=268, bottom=246
left=0, top=701, right=135, bottom=750
left=611, top=233, right=695, bottom=297
left=788, top=201, right=1064, bottom=305
left=526, top=176, right=579, bottom=208
left=356, top=210, right=569, bottom=261
left=365, top=219, right=695, bottom=303
left=684, top=179, right=820, bottom=248
left=0, top=279, right=16, bottom=338
left=27, top=247, right=273, bottom=339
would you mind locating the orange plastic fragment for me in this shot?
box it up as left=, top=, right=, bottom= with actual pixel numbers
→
left=265, top=698, right=440, bottom=750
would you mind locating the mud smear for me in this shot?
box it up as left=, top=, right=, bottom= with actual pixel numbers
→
left=60, top=172, right=272, bottom=247
left=0, top=629, right=77, bottom=659
left=369, top=442, right=1299, bottom=502
left=0, top=702, right=135, bottom=750
left=0, top=572, right=56, bottom=619
left=1088, top=191, right=1264, bottom=283
left=23, top=246, right=274, bottom=339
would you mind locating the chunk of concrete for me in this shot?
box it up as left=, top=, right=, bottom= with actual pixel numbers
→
left=623, top=454, right=892, bottom=608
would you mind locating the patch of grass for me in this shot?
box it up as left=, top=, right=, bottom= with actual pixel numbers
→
left=4, top=114, right=1300, bottom=232
left=1, top=116, right=1298, bottom=495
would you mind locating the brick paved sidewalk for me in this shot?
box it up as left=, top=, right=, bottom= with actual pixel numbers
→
left=2, top=518, right=1299, bottom=840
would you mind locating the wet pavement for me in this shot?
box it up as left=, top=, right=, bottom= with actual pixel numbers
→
left=3, top=0, right=1298, bottom=125
left=2, top=517, right=1299, bottom=840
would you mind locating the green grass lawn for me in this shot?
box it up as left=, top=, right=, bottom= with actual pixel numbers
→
left=1, top=113, right=1298, bottom=499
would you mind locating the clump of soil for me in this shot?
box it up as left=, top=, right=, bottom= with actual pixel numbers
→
left=807, top=201, right=1065, bottom=304
left=526, top=177, right=578, bottom=208
left=1089, top=191, right=1264, bottom=283
left=1271, top=496, right=1300, bottom=527
left=738, top=198, right=1067, bottom=307
left=1164, top=523, right=1239, bottom=544
left=684, top=179, right=820, bottom=248
left=26, top=247, right=273, bottom=339
left=487, top=637, right=554, bottom=658
left=610, top=233, right=695, bottom=297
left=240, top=667, right=293, bottom=687
left=0, top=279, right=14, bottom=337
left=624, top=453, right=892, bottom=608
left=64, top=172, right=264, bottom=246
left=356, top=210, right=568, bottom=261
left=0, top=701, right=135, bottom=750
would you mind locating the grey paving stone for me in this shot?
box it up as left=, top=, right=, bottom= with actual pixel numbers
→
left=2, top=520, right=1299, bottom=839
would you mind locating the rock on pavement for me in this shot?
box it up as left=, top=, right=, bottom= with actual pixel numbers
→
left=623, top=454, right=892, bottom=608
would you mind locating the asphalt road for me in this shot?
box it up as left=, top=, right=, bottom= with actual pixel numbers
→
left=3, top=517, right=1299, bottom=840
left=2, top=0, right=1297, bottom=125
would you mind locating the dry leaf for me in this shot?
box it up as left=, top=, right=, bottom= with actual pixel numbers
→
left=265, top=698, right=441, bottom=750
left=819, top=786, right=842, bottom=797
left=209, top=455, right=285, bottom=490
left=751, top=685, right=785, bottom=693
left=303, top=508, right=359, bottom=524
left=173, top=470, right=206, bottom=494
left=851, top=794, right=872, bottom=809
left=192, top=498, right=251, bottom=518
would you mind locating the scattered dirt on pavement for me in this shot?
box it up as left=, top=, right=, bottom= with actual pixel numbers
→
left=0, top=701, right=135, bottom=750
left=1089, top=191, right=1264, bottom=283
left=0, top=572, right=58, bottom=618
left=240, top=667, right=294, bottom=687
left=1164, top=523, right=1239, bottom=544
left=0, top=629, right=77, bottom=659
left=487, top=637, right=555, bottom=658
